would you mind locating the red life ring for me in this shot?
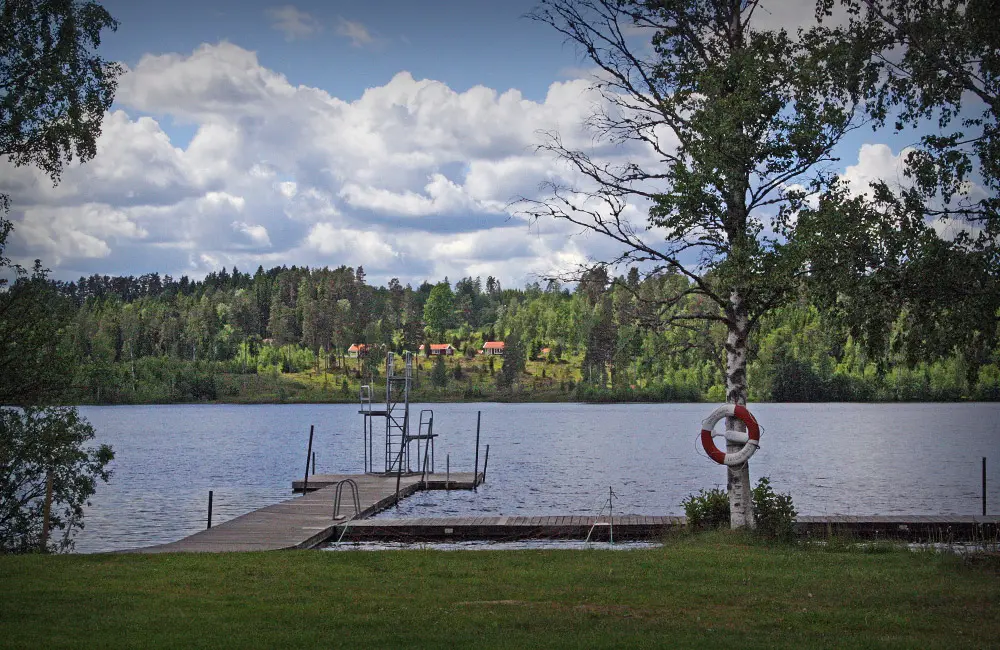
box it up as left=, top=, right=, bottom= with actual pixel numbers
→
left=700, top=403, right=760, bottom=466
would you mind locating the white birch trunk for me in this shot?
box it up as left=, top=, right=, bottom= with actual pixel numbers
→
left=725, top=289, right=754, bottom=529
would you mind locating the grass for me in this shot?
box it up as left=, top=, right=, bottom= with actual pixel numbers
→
left=3, top=533, right=998, bottom=649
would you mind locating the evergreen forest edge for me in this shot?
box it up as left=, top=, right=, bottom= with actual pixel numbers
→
left=16, top=263, right=998, bottom=406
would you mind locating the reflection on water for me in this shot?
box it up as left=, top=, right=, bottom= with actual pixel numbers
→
left=74, top=402, right=1000, bottom=553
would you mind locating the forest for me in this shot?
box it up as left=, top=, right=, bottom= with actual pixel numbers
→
left=22, top=262, right=999, bottom=405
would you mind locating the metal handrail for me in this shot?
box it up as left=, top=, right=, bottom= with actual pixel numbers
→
left=333, top=479, right=361, bottom=520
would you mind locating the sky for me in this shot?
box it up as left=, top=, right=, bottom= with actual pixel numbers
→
left=0, top=0, right=952, bottom=288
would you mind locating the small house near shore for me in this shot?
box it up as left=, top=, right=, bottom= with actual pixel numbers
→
left=347, top=343, right=370, bottom=358
left=482, top=341, right=505, bottom=356
left=419, top=343, right=455, bottom=356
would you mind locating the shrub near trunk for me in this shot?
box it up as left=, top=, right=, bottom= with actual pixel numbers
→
left=682, top=477, right=796, bottom=538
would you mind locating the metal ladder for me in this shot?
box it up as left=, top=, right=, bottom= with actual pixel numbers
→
left=384, top=352, right=412, bottom=473
left=332, top=479, right=361, bottom=521
left=414, top=409, right=436, bottom=477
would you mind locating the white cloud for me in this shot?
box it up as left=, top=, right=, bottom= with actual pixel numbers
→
left=231, top=221, right=272, bottom=247
left=336, top=17, right=374, bottom=47
left=340, top=173, right=490, bottom=216
left=840, top=143, right=914, bottom=198
left=0, top=42, right=674, bottom=285
left=305, top=223, right=398, bottom=269
left=14, top=203, right=147, bottom=264
left=267, top=6, right=322, bottom=41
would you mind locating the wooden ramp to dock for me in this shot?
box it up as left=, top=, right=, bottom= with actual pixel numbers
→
left=130, top=472, right=480, bottom=553
left=332, top=514, right=1000, bottom=543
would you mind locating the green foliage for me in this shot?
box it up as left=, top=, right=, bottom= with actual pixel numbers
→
left=257, top=344, right=315, bottom=374
left=683, top=477, right=797, bottom=539
left=0, top=406, right=113, bottom=553
left=423, top=282, right=455, bottom=334
left=496, top=331, right=525, bottom=391
left=0, top=2, right=121, bottom=555
left=430, top=355, right=448, bottom=388
left=0, top=258, right=77, bottom=405
left=15, top=258, right=996, bottom=405
left=0, top=0, right=123, bottom=212
left=575, top=382, right=701, bottom=403
left=681, top=487, right=730, bottom=531
left=751, top=477, right=797, bottom=542
left=797, top=1, right=1000, bottom=371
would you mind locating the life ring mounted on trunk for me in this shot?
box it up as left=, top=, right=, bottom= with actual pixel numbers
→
left=700, top=403, right=760, bottom=466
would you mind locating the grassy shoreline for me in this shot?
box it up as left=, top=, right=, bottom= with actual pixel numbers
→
left=3, top=534, right=998, bottom=649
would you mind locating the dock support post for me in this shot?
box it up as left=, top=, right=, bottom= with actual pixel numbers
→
left=446, top=454, right=450, bottom=490
left=207, top=490, right=213, bottom=529
left=483, top=444, right=490, bottom=483
left=303, top=425, right=315, bottom=493
left=474, top=411, right=481, bottom=489
left=312, top=451, right=316, bottom=476
left=984, top=457, right=988, bottom=516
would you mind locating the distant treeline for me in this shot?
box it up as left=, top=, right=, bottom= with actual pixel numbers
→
left=42, top=264, right=1000, bottom=404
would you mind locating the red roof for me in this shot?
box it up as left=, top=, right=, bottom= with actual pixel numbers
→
left=419, top=344, right=453, bottom=350
left=483, top=341, right=505, bottom=350
left=347, top=343, right=369, bottom=352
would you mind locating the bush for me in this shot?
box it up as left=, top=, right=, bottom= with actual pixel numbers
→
left=681, top=487, right=730, bottom=530
left=682, top=477, right=797, bottom=540
left=752, top=477, right=797, bottom=541
left=0, top=407, right=114, bottom=553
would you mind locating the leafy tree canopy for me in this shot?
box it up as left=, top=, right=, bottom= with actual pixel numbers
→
left=1, top=0, right=123, bottom=212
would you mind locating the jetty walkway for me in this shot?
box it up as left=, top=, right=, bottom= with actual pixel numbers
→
left=132, top=472, right=480, bottom=553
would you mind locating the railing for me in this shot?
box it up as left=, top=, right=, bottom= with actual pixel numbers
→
left=333, top=479, right=361, bottom=521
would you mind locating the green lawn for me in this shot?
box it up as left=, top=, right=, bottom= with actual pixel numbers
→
left=2, top=534, right=998, bottom=649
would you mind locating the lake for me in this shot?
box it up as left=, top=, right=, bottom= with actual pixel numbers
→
left=73, top=402, right=999, bottom=553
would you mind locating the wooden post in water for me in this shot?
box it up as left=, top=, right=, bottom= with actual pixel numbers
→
left=207, top=490, right=213, bottom=529
left=40, top=470, right=53, bottom=551
left=984, top=457, right=988, bottom=516
left=303, top=425, right=315, bottom=493
left=312, top=451, right=316, bottom=475
left=482, top=445, right=490, bottom=483
left=446, top=454, right=450, bottom=490
left=474, top=411, right=481, bottom=489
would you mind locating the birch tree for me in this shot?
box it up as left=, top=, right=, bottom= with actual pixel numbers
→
left=520, top=0, right=881, bottom=526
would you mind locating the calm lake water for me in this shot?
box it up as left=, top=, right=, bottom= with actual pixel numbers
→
left=74, top=402, right=999, bottom=553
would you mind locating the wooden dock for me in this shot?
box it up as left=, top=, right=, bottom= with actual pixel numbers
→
left=332, top=514, right=1000, bottom=543
left=127, top=471, right=998, bottom=552
left=130, top=472, right=480, bottom=553
left=338, top=515, right=685, bottom=542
